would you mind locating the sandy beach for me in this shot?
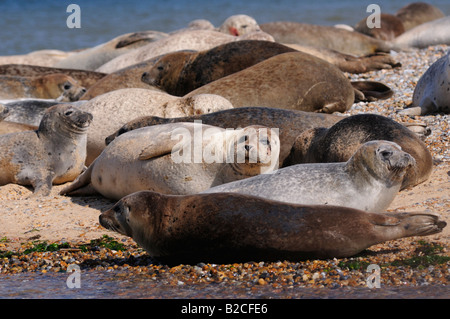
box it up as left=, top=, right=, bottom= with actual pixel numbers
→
left=0, top=45, right=449, bottom=298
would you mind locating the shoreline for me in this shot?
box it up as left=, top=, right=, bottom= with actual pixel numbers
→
left=0, top=45, right=449, bottom=298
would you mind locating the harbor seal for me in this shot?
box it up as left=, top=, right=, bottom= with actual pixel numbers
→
left=55, top=31, right=168, bottom=71
left=393, top=16, right=450, bottom=49
left=185, top=52, right=355, bottom=113
left=99, top=190, right=446, bottom=263
left=0, top=104, right=8, bottom=121
left=141, top=40, right=297, bottom=96
left=0, top=99, right=75, bottom=126
left=79, top=54, right=169, bottom=100
left=202, top=141, right=415, bottom=213
left=0, top=64, right=106, bottom=89
left=217, top=14, right=261, bottom=36
left=283, top=114, right=433, bottom=190
left=400, top=51, right=450, bottom=115
left=142, top=41, right=400, bottom=97
left=60, top=122, right=279, bottom=200
left=0, top=104, right=92, bottom=196
left=75, top=88, right=234, bottom=165
left=0, top=104, right=37, bottom=134
left=0, top=74, right=86, bottom=101
left=96, top=29, right=274, bottom=73
left=395, top=2, right=445, bottom=31
left=105, top=107, right=343, bottom=165
left=260, top=21, right=393, bottom=56
left=354, top=13, right=405, bottom=41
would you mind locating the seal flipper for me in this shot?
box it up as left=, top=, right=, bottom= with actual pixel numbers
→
left=351, top=81, right=394, bottom=102
left=59, top=164, right=94, bottom=196
left=138, top=132, right=184, bottom=160
left=375, top=212, right=446, bottom=238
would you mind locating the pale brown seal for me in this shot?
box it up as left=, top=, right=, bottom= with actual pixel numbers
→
left=99, top=190, right=446, bottom=264
left=55, top=31, right=168, bottom=71
left=393, top=16, right=450, bottom=49
left=79, top=54, right=169, bottom=100
left=260, top=21, right=393, bottom=56
left=96, top=29, right=274, bottom=73
left=104, top=107, right=343, bottom=166
left=141, top=40, right=297, bottom=96
left=202, top=141, right=415, bottom=213
left=75, top=88, right=234, bottom=165
left=0, top=104, right=92, bottom=195
left=0, top=64, right=106, bottom=89
left=217, top=14, right=261, bottom=36
left=184, top=52, right=355, bottom=113
left=395, top=2, right=445, bottom=31
left=60, top=122, right=279, bottom=200
left=142, top=41, right=399, bottom=97
left=0, top=74, right=86, bottom=101
left=400, top=50, right=450, bottom=115
left=283, top=113, right=433, bottom=190
left=354, top=13, right=405, bottom=41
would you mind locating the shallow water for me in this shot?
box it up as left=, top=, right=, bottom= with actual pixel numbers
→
left=0, top=0, right=450, bottom=55
left=1, top=271, right=448, bottom=299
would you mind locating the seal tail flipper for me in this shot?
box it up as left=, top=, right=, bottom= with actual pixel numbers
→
left=380, top=212, right=447, bottom=237
left=59, top=163, right=93, bottom=196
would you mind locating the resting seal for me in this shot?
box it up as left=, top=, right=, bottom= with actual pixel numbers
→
left=96, top=29, right=274, bottom=73
left=79, top=54, right=169, bottom=100
left=0, top=104, right=92, bottom=195
left=141, top=40, right=297, bottom=96
left=395, top=2, right=445, bottom=31
left=185, top=52, right=355, bottom=113
left=202, top=141, right=415, bottom=213
left=0, top=64, right=106, bottom=89
left=217, top=14, right=261, bottom=36
left=260, top=21, right=393, bottom=56
left=393, top=16, right=450, bottom=49
left=283, top=114, right=433, bottom=190
left=0, top=104, right=37, bottom=134
left=75, top=88, right=234, bottom=165
left=60, top=122, right=279, bottom=200
left=0, top=74, right=86, bottom=101
left=55, top=31, right=168, bottom=71
left=400, top=51, right=450, bottom=115
left=99, top=191, right=446, bottom=264
left=354, top=13, right=405, bottom=41
left=105, top=107, right=343, bottom=166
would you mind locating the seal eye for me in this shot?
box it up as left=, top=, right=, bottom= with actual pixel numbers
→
left=64, top=110, right=73, bottom=116
left=260, top=138, right=270, bottom=146
left=63, top=82, right=72, bottom=90
left=380, top=150, right=393, bottom=160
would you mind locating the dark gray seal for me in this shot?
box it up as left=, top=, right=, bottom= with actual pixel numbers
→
left=99, top=190, right=446, bottom=264
left=283, top=113, right=433, bottom=189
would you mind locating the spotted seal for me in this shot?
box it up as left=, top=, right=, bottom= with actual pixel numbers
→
left=0, top=104, right=92, bottom=195
left=0, top=74, right=86, bottom=101
left=60, top=122, right=279, bottom=200
left=202, top=141, right=415, bottom=213
left=400, top=51, right=450, bottom=115
left=283, top=114, right=433, bottom=190
left=99, top=190, right=446, bottom=264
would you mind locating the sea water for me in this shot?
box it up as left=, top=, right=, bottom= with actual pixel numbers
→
left=0, top=0, right=449, bottom=55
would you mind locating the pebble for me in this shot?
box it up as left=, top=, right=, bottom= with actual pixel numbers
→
left=0, top=45, right=449, bottom=295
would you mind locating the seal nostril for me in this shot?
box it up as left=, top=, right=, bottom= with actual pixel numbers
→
left=245, top=145, right=251, bottom=151
left=141, top=72, right=148, bottom=81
